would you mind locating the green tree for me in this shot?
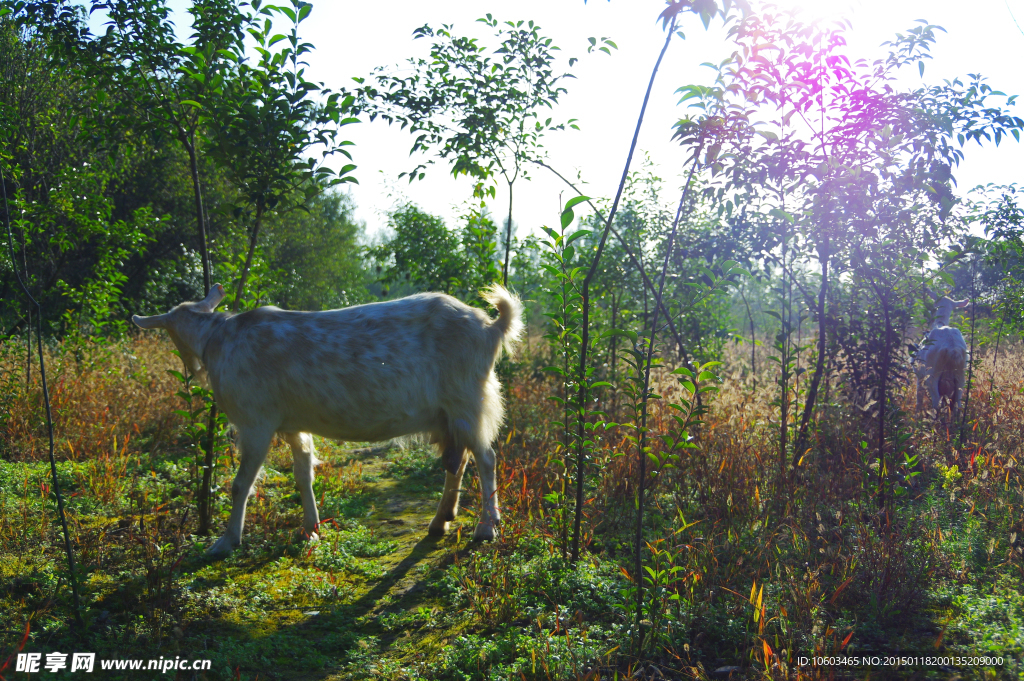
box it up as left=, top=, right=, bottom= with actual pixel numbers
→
left=0, top=9, right=168, bottom=336
left=87, top=0, right=252, bottom=536
left=686, top=7, right=1024, bottom=477
left=370, top=204, right=467, bottom=297
left=261, top=191, right=369, bottom=311
left=355, top=14, right=587, bottom=287
left=207, top=0, right=356, bottom=311
left=370, top=203, right=503, bottom=303
left=90, top=0, right=247, bottom=295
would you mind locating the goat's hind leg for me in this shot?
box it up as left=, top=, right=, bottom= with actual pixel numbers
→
left=208, top=426, right=274, bottom=558
left=927, top=374, right=942, bottom=418
left=471, top=445, right=501, bottom=542
left=915, top=369, right=926, bottom=413
left=283, top=431, right=320, bottom=542
left=428, top=443, right=468, bottom=536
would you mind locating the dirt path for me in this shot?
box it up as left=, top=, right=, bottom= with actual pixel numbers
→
left=240, top=441, right=476, bottom=680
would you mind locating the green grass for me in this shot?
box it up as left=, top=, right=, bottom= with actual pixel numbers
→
left=4, top=442, right=1024, bottom=680
left=0, top=439, right=633, bottom=680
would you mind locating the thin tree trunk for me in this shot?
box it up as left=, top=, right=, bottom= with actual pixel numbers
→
left=794, top=246, right=829, bottom=468
left=198, top=402, right=219, bottom=535
left=26, top=305, right=31, bottom=388
left=959, top=258, right=978, bottom=446
left=779, top=231, right=789, bottom=481
left=989, top=314, right=1004, bottom=395
left=184, top=138, right=218, bottom=536
left=233, top=203, right=265, bottom=312
left=184, top=140, right=212, bottom=293
left=875, top=290, right=892, bottom=509
left=3, top=166, right=84, bottom=629
left=502, top=182, right=513, bottom=288
left=633, top=150, right=701, bottom=646
left=562, top=248, right=570, bottom=562
left=739, top=287, right=756, bottom=388
left=23, top=216, right=31, bottom=389
left=571, top=16, right=677, bottom=565
left=610, top=293, right=618, bottom=422
left=534, top=160, right=691, bottom=362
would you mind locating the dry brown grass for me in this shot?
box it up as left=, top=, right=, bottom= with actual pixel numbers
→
left=0, top=333, right=184, bottom=463
left=496, top=337, right=1024, bottom=673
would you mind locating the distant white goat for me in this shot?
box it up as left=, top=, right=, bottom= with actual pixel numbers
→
left=133, top=283, right=523, bottom=558
left=914, top=291, right=969, bottom=416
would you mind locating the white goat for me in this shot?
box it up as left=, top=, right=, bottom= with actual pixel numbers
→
left=133, top=283, right=523, bottom=558
left=914, top=291, right=969, bottom=416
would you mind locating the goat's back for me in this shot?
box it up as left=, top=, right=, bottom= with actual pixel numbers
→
left=918, top=326, right=967, bottom=366
left=929, top=344, right=967, bottom=374
left=203, top=293, right=505, bottom=439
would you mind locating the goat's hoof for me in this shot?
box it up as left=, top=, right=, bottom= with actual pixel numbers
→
left=472, top=522, right=498, bottom=542
left=206, top=535, right=239, bottom=559
left=427, top=520, right=449, bottom=536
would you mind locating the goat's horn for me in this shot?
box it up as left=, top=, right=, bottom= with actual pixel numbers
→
left=132, top=313, right=167, bottom=329
left=198, top=283, right=226, bottom=312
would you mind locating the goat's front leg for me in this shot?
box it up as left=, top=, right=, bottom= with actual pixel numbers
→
left=208, top=427, right=274, bottom=558
left=282, top=431, right=320, bottom=542
left=428, top=447, right=468, bottom=536
left=954, top=364, right=967, bottom=419
left=471, top=446, right=501, bottom=542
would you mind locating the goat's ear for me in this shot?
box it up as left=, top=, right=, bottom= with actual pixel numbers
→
left=196, top=283, right=226, bottom=313
left=132, top=314, right=167, bottom=329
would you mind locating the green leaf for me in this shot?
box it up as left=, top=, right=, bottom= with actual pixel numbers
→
left=179, top=100, right=203, bottom=109
left=561, top=196, right=590, bottom=230
left=565, top=228, right=591, bottom=246
left=601, top=328, right=638, bottom=343
left=565, top=195, right=590, bottom=211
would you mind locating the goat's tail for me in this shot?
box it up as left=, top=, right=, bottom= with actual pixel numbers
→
left=934, top=345, right=967, bottom=375
left=482, top=283, right=525, bottom=358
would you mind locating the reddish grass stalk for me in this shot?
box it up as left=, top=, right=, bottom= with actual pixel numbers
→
left=634, top=151, right=702, bottom=641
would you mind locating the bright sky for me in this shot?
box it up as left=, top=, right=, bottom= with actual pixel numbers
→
left=96, top=0, right=1024, bottom=238
left=305, top=0, right=1024, bottom=239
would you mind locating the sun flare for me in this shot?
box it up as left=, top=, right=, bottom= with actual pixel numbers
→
left=782, top=0, right=859, bottom=22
